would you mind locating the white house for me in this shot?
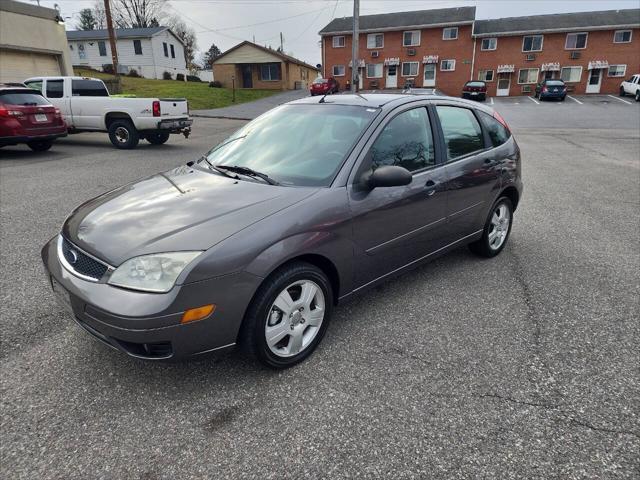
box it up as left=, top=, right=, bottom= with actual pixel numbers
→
left=66, top=26, right=187, bottom=79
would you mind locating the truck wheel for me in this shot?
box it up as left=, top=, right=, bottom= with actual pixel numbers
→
left=27, top=140, right=53, bottom=152
left=146, top=132, right=170, bottom=145
left=108, top=120, right=139, bottom=149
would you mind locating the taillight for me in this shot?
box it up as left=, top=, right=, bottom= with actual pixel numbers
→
left=493, top=111, right=511, bottom=133
left=152, top=100, right=161, bottom=117
left=0, top=104, right=7, bottom=117
left=0, top=105, right=23, bottom=117
left=54, top=107, right=62, bottom=119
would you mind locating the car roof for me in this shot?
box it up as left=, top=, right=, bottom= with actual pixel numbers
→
left=23, top=76, right=102, bottom=82
left=0, top=84, right=37, bottom=92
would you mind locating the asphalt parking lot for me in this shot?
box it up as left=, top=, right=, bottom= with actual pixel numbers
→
left=1, top=98, right=639, bottom=479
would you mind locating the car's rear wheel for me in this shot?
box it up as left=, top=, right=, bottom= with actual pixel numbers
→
left=27, top=140, right=53, bottom=152
left=145, top=132, right=170, bottom=145
left=108, top=120, right=139, bottom=149
left=469, top=197, right=513, bottom=258
left=240, top=262, right=333, bottom=368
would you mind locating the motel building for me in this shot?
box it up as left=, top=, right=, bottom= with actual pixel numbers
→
left=319, top=7, right=640, bottom=96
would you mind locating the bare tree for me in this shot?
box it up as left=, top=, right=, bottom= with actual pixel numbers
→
left=93, top=1, right=107, bottom=29
left=165, top=15, right=198, bottom=69
left=111, top=0, right=166, bottom=28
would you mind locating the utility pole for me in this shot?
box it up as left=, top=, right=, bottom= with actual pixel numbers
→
left=350, top=0, right=359, bottom=92
left=104, top=0, right=119, bottom=77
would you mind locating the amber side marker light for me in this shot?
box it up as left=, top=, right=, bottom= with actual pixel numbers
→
left=181, top=304, right=216, bottom=324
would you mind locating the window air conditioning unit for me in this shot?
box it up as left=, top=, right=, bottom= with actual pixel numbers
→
left=407, top=48, right=416, bottom=56
left=570, top=51, right=581, bottom=59
left=371, top=51, right=379, bottom=58
left=525, top=53, right=536, bottom=61
left=370, top=81, right=379, bottom=88
left=521, top=85, right=532, bottom=93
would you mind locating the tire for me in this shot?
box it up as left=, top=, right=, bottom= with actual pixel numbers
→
left=145, top=132, right=170, bottom=145
left=469, top=197, right=513, bottom=258
left=619, top=87, right=625, bottom=96
left=560, top=96, right=566, bottom=102
left=27, top=140, right=53, bottom=152
left=108, top=119, right=139, bottom=149
left=635, top=90, right=639, bottom=102
left=239, top=262, right=333, bottom=369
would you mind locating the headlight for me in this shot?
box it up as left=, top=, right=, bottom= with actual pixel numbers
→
left=108, top=251, right=202, bottom=293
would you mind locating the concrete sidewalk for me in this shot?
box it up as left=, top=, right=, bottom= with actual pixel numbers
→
left=192, top=90, right=309, bottom=120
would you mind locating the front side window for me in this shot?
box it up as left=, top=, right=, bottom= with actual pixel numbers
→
left=440, top=59, right=455, bottom=71
left=260, top=63, right=281, bottom=81
left=369, top=108, right=435, bottom=172
left=518, top=68, right=539, bottom=84
left=163, top=42, right=168, bottom=57
left=46, top=79, right=64, bottom=98
left=71, top=79, right=109, bottom=97
left=205, top=104, right=379, bottom=187
left=614, top=30, right=632, bottom=43
left=401, top=62, right=419, bottom=76
left=565, top=32, right=588, bottom=49
left=478, top=70, right=494, bottom=82
left=560, top=66, right=582, bottom=83
left=478, top=111, right=510, bottom=148
left=608, top=65, right=627, bottom=77
left=332, top=36, right=345, bottom=48
left=333, top=65, right=345, bottom=77
left=98, top=41, right=107, bottom=56
left=436, top=106, right=484, bottom=160
left=481, top=38, right=497, bottom=50
left=367, top=33, right=384, bottom=48
left=443, top=27, right=458, bottom=40
left=522, top=35, right=543, bottom=52
left=366, top=63, right=382, bottom=78
left=134, top=39, right=142, bottom=55
left=403, top=31, right=420, bottom=46
left=170, top=44, right=175, bottom=58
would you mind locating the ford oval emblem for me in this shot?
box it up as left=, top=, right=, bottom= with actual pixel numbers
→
left=68, top=249, right=79, bottom=264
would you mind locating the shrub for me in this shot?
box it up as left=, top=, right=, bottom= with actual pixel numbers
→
left=176, top=73, right=185, bottom=81
left=209, top=80, right=222, bottom=88
left=163, top=71, right=173, bottom=80
left=186, top=75, right=202, bottom=82
left=127, top=69, right=140, bottom=78
left=102, top=64, right=115, bottom=74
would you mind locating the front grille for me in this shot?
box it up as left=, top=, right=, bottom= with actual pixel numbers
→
left=61, top=237, right=109, bottom=281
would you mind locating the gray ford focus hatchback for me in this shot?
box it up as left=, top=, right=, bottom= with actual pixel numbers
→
left=42, top=94, right=522, bottom=368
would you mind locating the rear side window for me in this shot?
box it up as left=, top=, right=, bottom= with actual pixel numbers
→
left=478, top=111, right=511, bottom=147
left=71, top=80, right=109, bottom=97
left=436, top=106, right=484, bottom=160
left=0, top=91, right=50, bottom=106
left=46, top=79, right=64, bottom=98
left=370, top=108, right=435, bottom=172
left=24, top=80, right=43, bottom=93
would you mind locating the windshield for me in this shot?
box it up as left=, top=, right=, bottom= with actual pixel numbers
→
left=313, top=78, right=327, bottom=84
left=546, top=80, right=564, bottom=86
left=0, top=91, right=50, bottom=106
left=204, top=104, right=379, bottom=187
left=466, top=81, right=485, bottom=87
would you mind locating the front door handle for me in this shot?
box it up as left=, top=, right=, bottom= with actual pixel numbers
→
left=425, top=180, right=437, bottom=196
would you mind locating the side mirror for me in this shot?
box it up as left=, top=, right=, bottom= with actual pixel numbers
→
left=364, top=165, right=412, bottom=189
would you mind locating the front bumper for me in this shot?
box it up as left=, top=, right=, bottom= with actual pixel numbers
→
left=41, top=236, right=262, bottom=360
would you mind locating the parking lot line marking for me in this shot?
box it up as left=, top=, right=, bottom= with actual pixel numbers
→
left=528, top=96, right=540, bottom=105
left=490, top=98, right=494, bottom=105
left=608, top=94, right=633, bottom=105
left=567, top=95, right=583, bottom=104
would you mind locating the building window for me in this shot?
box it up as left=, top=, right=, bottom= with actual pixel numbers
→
left=98, top=41, right=107, bottom=57
left=442, top=27, right=458, bottom=40
left=560, top=66, right=582, bottom=83
left=332, top=36, right=345, bottom=48
left=518, top=68, right=539, bottom=84
left=259, top=63, right=281, bottom=81
left=170, top=44, right=175, bottom=58
left=163, top=42, right=168, bottom=57
left=403, top=31, right=420, bottom=47
left=367, top=33, right=384, bottom=49
left=133, top=39, right=143, bottom=55
left=440, top=59, right=456, bottom=71
left=366, top=63, right=383, bottom=78
left=614, top=30, right=632, bottom=43
left=608, top=65, right=627, bottom=77
left=401, top=62, right=419, bottom=76
left=565, top=32, right=588, bottom=49
left=78, top=43, right=86, bottom=59
left=332, top=65, right=345, bottom=77
left=522, top=35, right=543, bottom=52
left=481, top=38, right=497, bottom=51
left=478, top=69, right=494, bottom=82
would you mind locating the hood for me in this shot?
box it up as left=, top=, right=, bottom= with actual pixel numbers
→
left=63, top=165, right=317, bottom=265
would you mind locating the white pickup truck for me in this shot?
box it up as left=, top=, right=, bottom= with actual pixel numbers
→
left=619, top=74, right=640, bottom=102
left=23, top=76, right=192, bottom=149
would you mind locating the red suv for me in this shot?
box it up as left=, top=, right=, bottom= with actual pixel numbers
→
left=310, top=77, right=339, bottom=96
left=0, top=84, right=67, bottom=151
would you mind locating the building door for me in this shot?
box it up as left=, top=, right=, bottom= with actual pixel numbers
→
left=386, top=65, right=397, bottom=88
left=423, top=64, right=436, bottom=87
left=241, top=65, right=252, bottom=88
left=496, top=73, right=511, bottom=96
left=586, top=68, right=602, bottom=94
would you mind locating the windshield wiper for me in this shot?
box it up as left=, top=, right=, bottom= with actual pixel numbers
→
left=216, top=165, right=279, bottom=185
left=197, top=156, right=240, bottom=180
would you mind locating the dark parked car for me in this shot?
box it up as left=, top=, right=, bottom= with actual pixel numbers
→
left=310, top=77, right=339, bottom=96
left=462, top=81, right=487, bottom=101
left=42, top=94, right=522, bottom=368
left=534, top=79, right=567, bottom=101
left=0, top=84, right=67, bottom=151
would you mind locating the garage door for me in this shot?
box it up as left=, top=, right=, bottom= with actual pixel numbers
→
left=0, top=49, right=61, bottom=83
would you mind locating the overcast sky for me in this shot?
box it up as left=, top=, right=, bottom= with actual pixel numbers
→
left=40, top=0, right=639, bottom=66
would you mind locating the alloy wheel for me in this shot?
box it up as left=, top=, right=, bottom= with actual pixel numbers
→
left=114, top=126, right=130, bottom=144
left=488, top=203, right=511, bottom=250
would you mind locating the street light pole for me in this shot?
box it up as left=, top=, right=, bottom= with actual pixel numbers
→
left=350, top=0, right=359, bottom=92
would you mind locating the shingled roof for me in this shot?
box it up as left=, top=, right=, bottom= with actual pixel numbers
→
left=319, top=6, right=476, bottom=35
left=213, top=41, right=319, bottom=71
left=66, top=27, right=181, bottom=42
left=474, top=9, right=640, bottom=36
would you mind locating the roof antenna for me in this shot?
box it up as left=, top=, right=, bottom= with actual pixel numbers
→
left=319, top=92, right=329, bottom=103
left=354, top=92, right=368, bottom=101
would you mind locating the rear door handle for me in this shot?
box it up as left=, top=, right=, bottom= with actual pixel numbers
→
left=425, top=180, right=437, bottom=196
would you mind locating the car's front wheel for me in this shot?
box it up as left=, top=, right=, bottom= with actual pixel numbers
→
left=619, top=87, right=626, bottom=96
left=27, top=140, right=53, bottom=151
left=108, top=120, right=139, bottom=149
left=635, top=90, right=639, bottom=102
left=469, top=197, right=513, bottom=257
left=145, top=132, right=170, bottom=145
left=240, top=262, right=333, bottom=368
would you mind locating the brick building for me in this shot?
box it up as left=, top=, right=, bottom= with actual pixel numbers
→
left=319, top=7, right=640, bottom=96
